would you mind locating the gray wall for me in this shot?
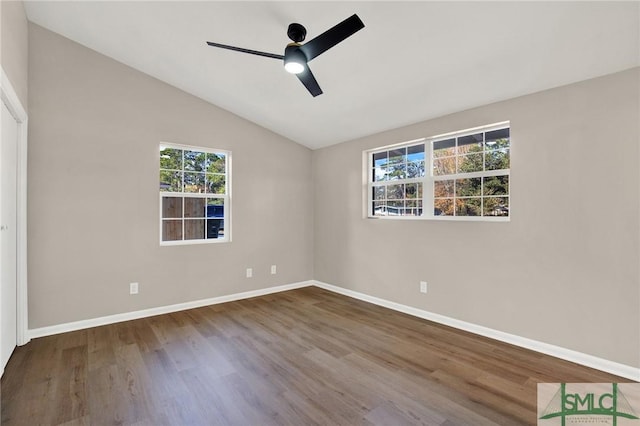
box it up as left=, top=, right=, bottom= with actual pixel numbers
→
left=27, top=24, right=313, bottom=328
left=1, top=0, right=28, bottom=108
left=313, top=68, right=640, bottom=367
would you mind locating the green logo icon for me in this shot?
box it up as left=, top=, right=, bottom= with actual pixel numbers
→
left=539, top=383, right=639, bottom=425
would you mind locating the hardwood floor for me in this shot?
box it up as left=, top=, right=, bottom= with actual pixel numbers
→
left=1, top=287, right=632, bottom=425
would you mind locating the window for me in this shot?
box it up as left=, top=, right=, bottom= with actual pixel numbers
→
left=159, top=143, right=230, bottom=244
left=371, top=142, right=426, bottom=217
left=367, top=122, right=510, bottom=221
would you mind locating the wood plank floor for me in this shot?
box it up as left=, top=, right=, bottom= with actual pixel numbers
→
left=1, top=287, right=633, bottom=425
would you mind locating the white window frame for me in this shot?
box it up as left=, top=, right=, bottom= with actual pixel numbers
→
left=366, top=121, right=510, bottom=222
left=159, top=142, right=231, bottom=245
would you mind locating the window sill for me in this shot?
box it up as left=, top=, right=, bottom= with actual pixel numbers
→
left=367, top=215, right=510, bottom=222
left=160, top=238, right=230, bottom=246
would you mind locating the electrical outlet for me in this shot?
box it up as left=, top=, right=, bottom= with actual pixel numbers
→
left=130, top=282, right=139, bottom=295
left=420, top=281, right=427, bottom=294
left=246, top=268, right=253, bottom=278
left=271, top=265, right=277, bottom=275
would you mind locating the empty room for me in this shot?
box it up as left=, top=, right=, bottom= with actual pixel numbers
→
left=1, top=1, right=639, bottom=425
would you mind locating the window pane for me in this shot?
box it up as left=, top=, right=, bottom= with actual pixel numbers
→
left=206, top=200, right=225, bottom=237
left=184, top=150, right=207, bottom=172
left=457, top=153, right=483, bottom=173
left=373, top=201, right=386, bottom=216
left=433, top=138, right=455, bottom=158
left=486, top=149, right=510, bottom=170
left=160, top=147, right=182, bottom=170
left=485, top=138, right=510, bottom=151
left=388, top=147, right=406, bottom=164
left=184, top=172, right=205, bottom=193
left=457, top=133, right=483, bottom=155
left=207, top=219, right=222, bottom=239
left=185, top=219, right=205, bottom=240
left=483, top=175, right=509, bottom=196
left=434, top=199, right=454, bottom=216
left=456, top=178, right=481, bottom=197
left=387, top=200, right=403, bottom=215
left=162, top=197, right=182, bottom=218
left=206, top=153, right=226, bottom=174
left=405, top=200, right=422, bottom=216
left=162, top=220, right=182, bottom=241
left=456, top=198, right=481, bottom=216
left=483, top=197, right=509, bottom=217
left=160, top=171, right=182, bottom=192
left=373, top=167, right=387, bottom=182
left=434, top=180, right=454, bottom=198
left=373, top=186, right=385, bottom=201
left=407, top=161, right=425, bottom=178
left=206, top=174, right=226, bottom=194
left=387, top=184, right=404, bottom=199
left=184, top=197, right=205, bottom=218
left=206, top=198, right=224, bottom=217
left=373, top=151, right=388, bottom=167
left=407, top=144, right=425, bottom=162
left=387, top=163, right=406, bottom=180
left=485, top=128, right=510, bottom=148
left=405, top=183, right=421, bottom=199
left=433, top=157, right=456, bottom=176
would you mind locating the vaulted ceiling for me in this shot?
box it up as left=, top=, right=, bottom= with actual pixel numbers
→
left=24, top=1, right=639, bottom=149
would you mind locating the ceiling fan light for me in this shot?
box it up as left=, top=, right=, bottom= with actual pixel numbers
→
left=285, top=61, right=305, bottom=74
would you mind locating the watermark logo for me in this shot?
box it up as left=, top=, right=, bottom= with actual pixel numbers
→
left=538, top=383, right=640, bottom=425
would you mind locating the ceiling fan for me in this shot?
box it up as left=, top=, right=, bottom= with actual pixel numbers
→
left=206, top=14, right=365, bottom=97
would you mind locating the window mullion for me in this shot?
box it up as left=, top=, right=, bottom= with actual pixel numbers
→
left=421, top=142, right=432, bottom=218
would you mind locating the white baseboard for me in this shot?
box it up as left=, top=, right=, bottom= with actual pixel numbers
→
left=27, top=280, right=313, bottom=340
left=26, top=279, right=639, bottom=381
left=312, top=280, right=640, bottom=382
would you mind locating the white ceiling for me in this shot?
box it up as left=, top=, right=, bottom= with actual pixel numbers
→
left=23, top=1, right=639, bottom=150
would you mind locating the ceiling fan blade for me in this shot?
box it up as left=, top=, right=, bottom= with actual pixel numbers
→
left=206, top=41, right=284, bottom=60
left=299, top=14, right=364, bottom=62
left=296, top=67, right=323, bottom=97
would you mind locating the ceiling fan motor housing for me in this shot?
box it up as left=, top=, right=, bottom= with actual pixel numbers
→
left=287, top=23, right=307, bottom=43
left=284, top=43, right=308, bottom=74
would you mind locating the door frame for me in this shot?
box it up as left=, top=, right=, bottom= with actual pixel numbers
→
left=1, top=67, right=29, bottom=347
